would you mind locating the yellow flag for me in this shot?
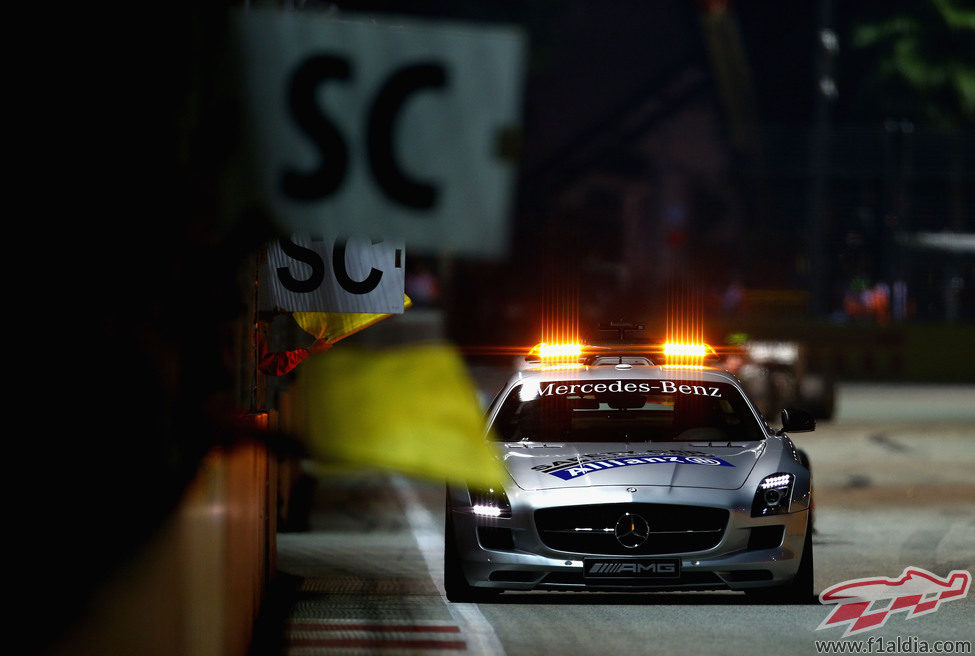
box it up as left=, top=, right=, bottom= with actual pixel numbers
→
left=293, top=295, right=412, bottom=344
left=288, top=344, right=504, bottom=488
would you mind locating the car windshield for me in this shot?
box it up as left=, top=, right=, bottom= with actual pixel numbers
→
left=490, top=378, right=764, bottom=443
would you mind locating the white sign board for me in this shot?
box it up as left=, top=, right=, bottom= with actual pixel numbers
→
left=234, top=9, right=525, bottom=258
left=265, top=235, right=405, bottom=314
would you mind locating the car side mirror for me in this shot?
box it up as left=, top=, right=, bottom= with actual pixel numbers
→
left=781, top=407, right=816, bottom=433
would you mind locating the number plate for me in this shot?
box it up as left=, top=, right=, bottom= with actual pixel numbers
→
left=583, top=558, right=681, bottom=579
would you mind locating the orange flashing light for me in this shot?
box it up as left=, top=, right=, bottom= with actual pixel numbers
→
left=664, top=342, right=714, bottom=358
left=661, top=342, right=716, bottom=367
left=664, top=342, right=708, bottom=358
left=529, top=342, right=583, bottom=359
left=663, top=342, right=710, bottom=358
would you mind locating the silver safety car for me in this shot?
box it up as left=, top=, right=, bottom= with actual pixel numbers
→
left=445, top=340, right=816, bottom=602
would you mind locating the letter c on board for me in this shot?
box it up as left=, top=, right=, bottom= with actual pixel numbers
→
left=333, top=239, right=383, bottom=294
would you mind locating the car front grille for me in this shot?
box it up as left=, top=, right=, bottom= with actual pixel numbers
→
left=534, top=503, right=728, bottom=555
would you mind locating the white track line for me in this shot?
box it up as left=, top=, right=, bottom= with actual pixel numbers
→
left=391, top=474, right=507, bottom=656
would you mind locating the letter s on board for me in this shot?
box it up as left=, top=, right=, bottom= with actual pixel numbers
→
left=276, top=237, right=325, bottom=293
left=282, top=55, right=351, bottom=200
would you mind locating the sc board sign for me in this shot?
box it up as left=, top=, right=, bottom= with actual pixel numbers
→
left=234, top=9, right=525, bottom=258
left=266, top=235, right=405, bottom=314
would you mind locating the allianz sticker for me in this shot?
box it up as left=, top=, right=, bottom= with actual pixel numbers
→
left=532, top=449, right=734, bottom=480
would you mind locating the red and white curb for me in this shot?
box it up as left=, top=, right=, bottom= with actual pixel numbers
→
left=285, top=618, right=466, bottom=651
left=391, top=475, right=507, bottom=656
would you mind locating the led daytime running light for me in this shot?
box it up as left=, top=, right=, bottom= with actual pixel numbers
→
left=469, top=485, right=511, bottom=518
left=760, top=474, right=792, bottom=489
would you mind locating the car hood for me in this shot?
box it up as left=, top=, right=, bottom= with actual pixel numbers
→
left=500, top=441, right=766, bottom=491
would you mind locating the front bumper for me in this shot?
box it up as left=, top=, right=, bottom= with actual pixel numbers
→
left=447, top=484, right=810, bottom=592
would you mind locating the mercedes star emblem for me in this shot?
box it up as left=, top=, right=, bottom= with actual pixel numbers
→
left=614, top=512, right=650, bottom=549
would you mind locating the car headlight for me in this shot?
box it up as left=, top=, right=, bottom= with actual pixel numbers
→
left=751, top=473, right=795, bottom=517
left=469, top=484, right=511, bottom=518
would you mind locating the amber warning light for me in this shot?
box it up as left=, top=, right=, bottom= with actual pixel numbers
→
left=662, top=341, right=717, bottom=364
left=662, top=342, right=712, bottom=358
left=529, top=342, right=584, bottom=359
left=523, top=340, right=720, bottom=365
